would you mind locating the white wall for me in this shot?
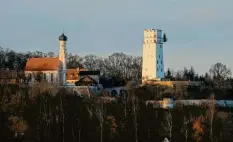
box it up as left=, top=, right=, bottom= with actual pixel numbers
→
left=59, top=40, right=67, bottom=85
left=25, top=71, right=59, bottom=84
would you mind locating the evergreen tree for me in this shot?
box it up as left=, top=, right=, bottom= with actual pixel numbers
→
left=163, top=33, right=168, bottom=42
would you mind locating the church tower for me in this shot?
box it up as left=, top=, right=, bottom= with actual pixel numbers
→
left=142, top=29, right=164, bottom=84
left=59, top=33, right=68, bottom=86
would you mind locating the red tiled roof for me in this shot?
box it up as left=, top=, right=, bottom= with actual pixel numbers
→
left=25, top=57, right=60, bottom=71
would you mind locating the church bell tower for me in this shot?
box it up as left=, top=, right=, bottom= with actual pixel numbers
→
left=59, top=32, right=68, bottom=86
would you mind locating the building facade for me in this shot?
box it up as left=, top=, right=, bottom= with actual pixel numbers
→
left=66, top=68, right=88, bottom=85
left=142, top=29, right=164, bottom=84
left=24, top=33, right=68, bottom=86
left=0, top=68, right=18, bottom=84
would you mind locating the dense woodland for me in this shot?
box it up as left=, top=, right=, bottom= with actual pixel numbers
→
left=0, top=82, right=233, bottom=142
left=1, top=46, right=233, bottom=142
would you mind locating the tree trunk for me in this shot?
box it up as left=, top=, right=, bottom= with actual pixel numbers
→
left=132, top=95, right=138, bottom=142
left=59, top=95, right=65, bottom=142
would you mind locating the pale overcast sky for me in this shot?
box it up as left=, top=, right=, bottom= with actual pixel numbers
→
left=0, top=0, right=233, bottom=74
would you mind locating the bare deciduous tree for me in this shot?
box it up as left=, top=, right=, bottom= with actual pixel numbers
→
left=209, top=63, right=231, bottom=88
left=95, top=98, right=105, bottom=142
left=162, top=110, right=173, bottom=142
left=131, top=93, right=139, bottom=142
left=206, top=94, right=216, bottom=142
left=181, top=114, right=194, bottom=142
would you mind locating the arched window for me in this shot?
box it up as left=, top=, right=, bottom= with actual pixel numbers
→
left=51, top=73, right=54, bottom=82
left=28, top=73, right=32, bottom=82
left=43, top=73, right=46, bottom=80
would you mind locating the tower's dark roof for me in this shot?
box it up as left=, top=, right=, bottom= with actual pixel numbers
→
left=59, top=33, right=68, bottom=41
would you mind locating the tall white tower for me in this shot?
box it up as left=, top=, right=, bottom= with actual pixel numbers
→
left=59, top=33, right=68, bottom=86
left=142, top=29, right=164, bottom=84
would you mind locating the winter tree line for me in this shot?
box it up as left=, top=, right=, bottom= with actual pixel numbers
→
left=0, top=46, right=232, bottom=87
left=0, top=82, right=233, bottom=142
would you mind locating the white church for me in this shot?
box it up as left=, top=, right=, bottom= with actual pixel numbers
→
left=24, top=33, right=68, bottom=86
left=142, top=29, right=165, bottom=84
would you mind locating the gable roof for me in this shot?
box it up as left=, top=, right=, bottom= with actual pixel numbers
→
left=25, top=57, right=60, bottom=71
left=77, top=75, right=98, bottom=84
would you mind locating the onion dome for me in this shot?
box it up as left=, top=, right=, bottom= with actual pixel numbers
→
left=59, top=33, right=67, bottom=41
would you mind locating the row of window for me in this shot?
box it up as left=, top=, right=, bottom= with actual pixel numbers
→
left=144, top=67, right=163, bottom=72
left=144, top=40, right=163, bottom=44
left=28, top=73, right=55, bottom=82
left=147, top=54, right=162, bottom=59
left=143, top=67, right=163, bottom=72
left=157, top=60, right=163, bottom=64
left=157, top=68, right=163, bottom=72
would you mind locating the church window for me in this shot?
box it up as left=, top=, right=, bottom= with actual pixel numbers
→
left=51, top=73, right=54, bottom=82
left=43, top=73, right=46, bottom=80
left=157, top=60, right=158, bottom=64
left=157, top=68, right=158, bottom=71
left=161, top=69, right=163, bottom=72
left=161, top=61, right=163, bottom=64
left=159, top=55, right=160, bottom=58
left=29, top=73, right=32, bottom=82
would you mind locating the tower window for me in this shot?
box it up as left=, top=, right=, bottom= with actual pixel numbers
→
left=157, top=60, right=158, bottom=64
left=159, top=55, right=160, bottom=58
left=161, top=61, right=163, bottom=64
left=157, top=68, right=158, bottom=71
left=161, top=69, right=163, bottom=72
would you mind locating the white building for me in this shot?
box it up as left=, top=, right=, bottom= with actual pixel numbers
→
left=142, top=29, right=165, bottom=84
left=24, top=33, right=68, bottom=86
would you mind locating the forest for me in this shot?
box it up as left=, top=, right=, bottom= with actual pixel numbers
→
left=0, top=82, right=233, bottom=142
left=0, top=46, right=233, bottom=142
